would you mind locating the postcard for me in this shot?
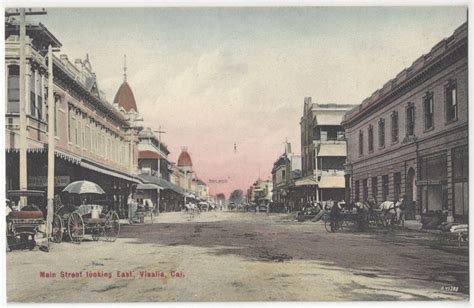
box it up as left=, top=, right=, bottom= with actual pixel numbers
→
left=3, top=5, right=469, bottom=303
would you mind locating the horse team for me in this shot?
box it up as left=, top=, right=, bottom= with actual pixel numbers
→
left=351, top=196, right=408, bottom=228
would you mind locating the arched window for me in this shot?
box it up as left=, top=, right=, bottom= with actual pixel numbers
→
left=7, top=65, right=20, bottom=113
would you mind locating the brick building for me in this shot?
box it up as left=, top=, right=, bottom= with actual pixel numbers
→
left=342, top=22, right=468, bottom=223
left=5, top=19, right=143, bottom=218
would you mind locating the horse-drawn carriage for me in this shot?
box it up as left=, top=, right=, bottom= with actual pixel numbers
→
left=51, top=181, right=120, bottom=244
left=6, top=190, right=47, bottom=250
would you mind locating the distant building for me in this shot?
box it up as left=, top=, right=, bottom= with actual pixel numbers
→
left=271, top=141, right=301, bottom=210
left=342, top=22, right=467, bottom=223
left=248, top=179, right=273, bottom=204
left=297, top=98, right=353, bottom=205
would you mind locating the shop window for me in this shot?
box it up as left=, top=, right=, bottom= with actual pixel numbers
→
left=382, top=175, right=389, bottom=201
left=452, top=146, right=468, bottom=181
left=445, top=80, right=457, bottom=122
left=454, top=182, right=468, bottom=218
left=7, top=65, right=20, bottom=113
left=420, top=154, right=447, bottom=181
left=378, top=118, right=385, bottom=148
left=368, top=125, right=373, bottom=152
left=354, top=180, right=360, bottom=202
left=406, top=103, right=415, bottom=136
left=358, top=130, right=363, bottom=156
left=371, top=176, right=378, bottom=202
left=391, top=111, right=399, bottom=143
left=393, top=172, right=401, bottom=201
left=363, top=179, right=368, bottom=201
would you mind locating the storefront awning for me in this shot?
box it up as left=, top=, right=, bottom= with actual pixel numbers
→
left=81, top=161, right=142, bottom=184
left=55, top=149, right=81, bottom=164
left=5, top=135, right=45, bottom=153
left=314, top=113, right=344, bottom=126
left=318, top=144, right=346, bottom=157
left=318, top=176, right=345, bottom=188
left=137, top=183, right=163, bottom=190
left=295, top=177, right=318, bottom=186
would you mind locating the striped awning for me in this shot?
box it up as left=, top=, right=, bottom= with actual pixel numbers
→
left=318, top=176, right=345, bottom=188
left=294, top=177, right=318, bottom=186
left=318, top=144, right=346, bottom=157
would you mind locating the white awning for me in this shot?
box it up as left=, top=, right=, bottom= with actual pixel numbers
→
left=314, top=113, right=344, bottom=126
left=80, top=161, right=141, bottom=184
left=137, top=183, right=163, bottom=190
left=295, top=177, right=318, bottom=186
left=318, top=176, right=345, bottom=188
left=318, top=144, right=346, bottom=157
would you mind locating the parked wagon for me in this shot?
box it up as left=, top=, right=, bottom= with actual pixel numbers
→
left=6, top=190, right=47, bottom=250
left=51, top=181, right=120, bottom=244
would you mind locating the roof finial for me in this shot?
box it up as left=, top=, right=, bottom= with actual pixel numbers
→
left=123, top=54, right=127, bottom=82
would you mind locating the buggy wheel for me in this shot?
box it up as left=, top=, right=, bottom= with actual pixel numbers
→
left=92, top=227, right=101, bottom=241
left=51, top=214, right=63, bottom=243
left=322, top=213, right=329, bottom=223
left=105, top=211, right=120, bottom=242
left=68, top=212, right=84, bottom=243
left=325, top=219, right=333, bottom=232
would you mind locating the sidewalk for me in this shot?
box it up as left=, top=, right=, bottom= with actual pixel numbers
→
left=403, top=220, right=423, bottom=232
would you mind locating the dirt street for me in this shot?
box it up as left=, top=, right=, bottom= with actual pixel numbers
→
left=6, top=212, right=469, bottom=302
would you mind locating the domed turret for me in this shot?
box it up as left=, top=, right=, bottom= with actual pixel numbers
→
left=177, top=148, right=193, bottom=169
left=113, top=55, right=137, bottom=113
left=113, top=81, right=137, bottom=113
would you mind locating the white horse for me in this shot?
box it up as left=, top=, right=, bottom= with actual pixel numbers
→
left=185, top=203, right=199, bottom=214
left=379, top=199, right=404, bottom=227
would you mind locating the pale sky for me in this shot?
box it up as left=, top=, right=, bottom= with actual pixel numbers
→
left=26, top=7, right=466, bottom=197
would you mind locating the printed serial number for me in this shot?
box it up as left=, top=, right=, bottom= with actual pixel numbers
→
left=441, top=286, right=459, bottom=292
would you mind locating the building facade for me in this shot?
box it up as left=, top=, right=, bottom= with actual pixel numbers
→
left=271, top=141, right=301, bottom=209
left=5, top=20, right=142, bottom=218
left=298, top=99, right=353, bottom=205
left=342, top=22, right=468, bottom=223
left=248, top=179, right=273, bottom=205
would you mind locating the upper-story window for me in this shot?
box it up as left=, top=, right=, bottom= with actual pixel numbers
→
left=391, top=111, right=399, bottom=143
left=358, top=130, right=364, bottom=156
left=445, top=79, right=457, bottom=122
left=423, top=92, right=434, bottom=130
left=282, top=170, right=286, bottom=181
left=54, top=96, right=60, bottom=137
left=406, top=102, right=415, bottom=136
left=7, top=65, right=20, bottom=113
left=29, top=70, right=43, bottom=120
left=378, top=118, right=385, bottom=148
left=68, top=106, right=76, bottom=144
left=367, top=125, right=374, bottom=152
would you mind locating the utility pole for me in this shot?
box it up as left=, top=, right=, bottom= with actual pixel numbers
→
left=5, top=8, right=47, bottom=207
left=19, top=9, right=27, bottom=207
left=46, top=44, right=59, bottom=243
left=153, top=127, right=166, bottom=177
left=153, top=127, right=166, bottom=215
